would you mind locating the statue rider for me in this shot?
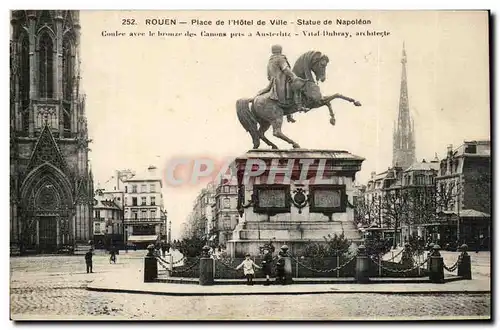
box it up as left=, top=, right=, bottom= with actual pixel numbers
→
left=257, top=45, right=309, bottom=123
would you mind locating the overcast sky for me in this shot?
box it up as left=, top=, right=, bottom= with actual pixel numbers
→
left=79, top=11, right=490, bottom=238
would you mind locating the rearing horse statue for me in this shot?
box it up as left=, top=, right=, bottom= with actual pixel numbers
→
left=236, top=50, right=361, bottom=149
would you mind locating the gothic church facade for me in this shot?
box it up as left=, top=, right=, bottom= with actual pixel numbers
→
left=10, top=10, right=93, bottom=254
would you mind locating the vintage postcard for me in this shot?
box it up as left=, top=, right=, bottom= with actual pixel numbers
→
left=9, top=10, right=491, bottom=321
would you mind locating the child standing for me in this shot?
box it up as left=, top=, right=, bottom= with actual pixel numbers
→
left=261, top=248, right=273, bottom=286
left=235, top=253, right=261, bottom=285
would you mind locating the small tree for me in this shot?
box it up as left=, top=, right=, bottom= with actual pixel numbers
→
left=380, top=188, right=410, bottom=249
left=323, top=233, right=351, bottom=256
left=177, top=235, right=206, bottom=258
left=354, top=197, right=380, bottom=228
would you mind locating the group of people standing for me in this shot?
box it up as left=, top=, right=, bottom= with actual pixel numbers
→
left=235, top=248, right=286, bottom=286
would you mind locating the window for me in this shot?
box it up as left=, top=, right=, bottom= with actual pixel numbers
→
left=151, top=210, right=157, bottom=219
left=415, top=175, right=425, bottom=186
left=465, top=144, right=477, bottom=154
left=141, top=209, right=148, bottom=219
left=150, top=196, right=156, bottom=205
left=132, top=197, right=137, bottom=206
left=62, top=36, right=73, bottom=101
left=141, top=184, right=147, bottom=193
left=132, top=210, right=138, bottom=220
left=223, top=198, right=230, bottom=209
left=150, top=184, right=156, bottom=193
left=230, top=186, right=237, bottom=194
left=125, top=186, right=128, bottom=193
left=19, top=34, right=30, bottom=135
left=223, top=186, right=229, bottom=193
left=95, top=210, right=100, bottom=218
left=132, top=185, right=137, bottom=193
left=124, top=197, right=127, bottom=206
left=38, top=32, right=54, bottom=98
left=141, top=197, right=147, bottom=205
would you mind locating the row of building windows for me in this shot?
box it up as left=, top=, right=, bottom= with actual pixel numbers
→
left=94, top=210, right=121, bottom=219
left=125, top=184, right=157, bottom=194
left=125, top=209, right=158, bottom=220
left=220, top=185, right=237, bottom=194
left=125, top=196, right=156, bottom=206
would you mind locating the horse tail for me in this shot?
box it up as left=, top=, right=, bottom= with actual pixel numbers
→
left=236, top=98, right=258, bottom=134
left=236, top=98, right=260, bottom=148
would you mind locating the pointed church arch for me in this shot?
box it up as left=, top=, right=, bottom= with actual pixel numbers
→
left=20, top=162, right=74, bottom=211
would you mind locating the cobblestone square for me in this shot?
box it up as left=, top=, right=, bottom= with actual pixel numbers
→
left=10, top=251, right=491, bottom=320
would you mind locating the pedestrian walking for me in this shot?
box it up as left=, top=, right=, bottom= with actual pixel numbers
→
left=235, top=253, right=261, bottom=286
left=85, top=248, right=93, bottom=273
left=261, top=248, right=273, bottom=286
left=109, top=246, right=117, bottom=264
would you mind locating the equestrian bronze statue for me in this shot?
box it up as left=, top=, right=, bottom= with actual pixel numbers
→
left=236, top=48, right=362, bottom=149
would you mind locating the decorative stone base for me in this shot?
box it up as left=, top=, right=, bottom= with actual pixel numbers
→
left=227, top=149, right=365, bottom=258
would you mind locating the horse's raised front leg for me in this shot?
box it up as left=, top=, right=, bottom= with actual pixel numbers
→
left=271, top=117, right=301, bottom=149
left=326, top=102, right=336, bottom=126
left=258, top=122, right=278, bottom=149
left=321, top=93, right=362, bottom=107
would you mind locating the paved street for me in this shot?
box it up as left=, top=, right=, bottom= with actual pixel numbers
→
left=10, top=251, right=491, bottom=320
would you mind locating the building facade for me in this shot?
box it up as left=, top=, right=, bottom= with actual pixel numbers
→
left=399, top=158, right=440, bottom=242
left=181, top=175, right=240, bottom=247
left=213, top=179, right=239, bottom=245
left=393, top=43, right=416, bottom=170
left=10, top=10, right=93, bottom=254
left=435, top=141, right=491, bottom=248
left=92, top=188, right=123, bottom=249
left=123, top=166, right=167, bottom=248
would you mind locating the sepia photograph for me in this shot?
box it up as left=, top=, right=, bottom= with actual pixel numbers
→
left=8, top=9, right=491, bottom=321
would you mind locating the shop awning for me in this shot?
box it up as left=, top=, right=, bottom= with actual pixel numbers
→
left=127, top=235, right=159, bottom=243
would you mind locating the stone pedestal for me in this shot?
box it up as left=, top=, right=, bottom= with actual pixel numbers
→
left=457, top=244, right=472, bottom=280
left=199, top=258, right=214, bottom=285
left=355, top=245, right=370, bottom=283
left=144, top=245, right=158, bottom=283
left=227, top=149, right=364, bottom=258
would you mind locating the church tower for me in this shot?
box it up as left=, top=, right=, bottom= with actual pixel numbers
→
left=10, top=10, right=93, bottom=254
left=392, top=43, right=416, bottom=170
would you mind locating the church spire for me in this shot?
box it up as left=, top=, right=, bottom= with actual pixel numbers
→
left=393, top=42, right=416, bottom=169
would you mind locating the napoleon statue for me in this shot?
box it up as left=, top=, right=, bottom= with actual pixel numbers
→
left=256, top=44, right=309, bottom=123
left=236, top=45, right=362, bottom=149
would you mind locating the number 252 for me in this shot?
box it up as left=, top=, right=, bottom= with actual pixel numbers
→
left=122, top=19, right=136, bottom=25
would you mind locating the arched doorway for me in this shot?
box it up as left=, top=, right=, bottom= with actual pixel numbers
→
left=20, top=163, right=74, bottom=253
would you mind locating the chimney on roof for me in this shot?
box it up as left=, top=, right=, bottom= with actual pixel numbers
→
left=148, top=165, right=157, bottom=176
left=370, top=171, right=376, bottom=179
left=422, top=159, right=426, bottom=163
left=432, top=153, right=439, bottom=163
left=447, top=144, right=453, bottom=154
